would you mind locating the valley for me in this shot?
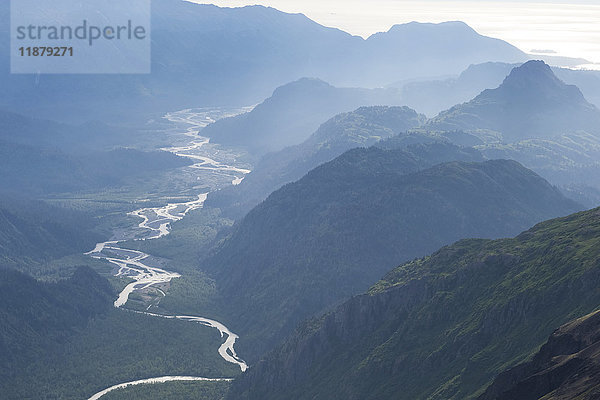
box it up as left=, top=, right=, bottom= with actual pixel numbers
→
left=82, top=107, right=254, bottom=398
left=3, top=2, right=600, bottom=399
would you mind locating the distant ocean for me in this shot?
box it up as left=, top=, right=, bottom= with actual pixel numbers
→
left=196, top=0, right=600, bottom=70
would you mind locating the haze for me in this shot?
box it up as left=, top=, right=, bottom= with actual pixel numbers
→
left=195, top=0, right=600, bottom=67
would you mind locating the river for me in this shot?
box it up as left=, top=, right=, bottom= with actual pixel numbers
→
left=87, top=107, right=252, bottom=399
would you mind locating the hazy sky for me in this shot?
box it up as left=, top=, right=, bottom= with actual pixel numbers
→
left=193, top=0, right=600, bottom=66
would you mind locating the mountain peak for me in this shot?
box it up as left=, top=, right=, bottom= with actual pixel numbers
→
left=273, top=77, right=332, bottom=94
left=387, top=21, right=476, bottom=34
left=427, top=60, right=600, bottom=141
left=482, top=59, right=593, bottom=112
left=499, top=60, right=567, bottom=92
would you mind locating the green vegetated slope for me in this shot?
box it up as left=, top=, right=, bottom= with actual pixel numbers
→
left=205, top=143, right=581, bottom=360
left=0, top=266, right=114, bottom=370
left=229, top=207, right=600, bottom=400
left=207, top=105, right=426, bottom=218
left=0, top=267, right=240, bottom=399
left=0, top=197, right=105, bottom=275
left=479, top=309, right=600, bottom=400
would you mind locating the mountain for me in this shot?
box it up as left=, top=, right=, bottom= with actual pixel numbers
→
left=395, top=62, right=518, bottom=116
left=206, top=106, right=426, bottom=218
left=204, top=145, right=580, bottom=360
left=479, top=309, right=600, bottom=400
left=201, top=79, right=406, bottom=155
left=0, top=0, right=527, bottom=123
left=477, top=130, right=600, bottom=206
left=0, top=196, right=105, bottom=275
left=0, top=1, right=356, bottom=123
left=427, top=60, right=600, bottom=142
left=361, top=22, right=525, bottom=87
left=409, top=61, right=600, bottom=206
left=391, top=62, right=600, bottom=117
left=229, top=207, right=600, bottom=400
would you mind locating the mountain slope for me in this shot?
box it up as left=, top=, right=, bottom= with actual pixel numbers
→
left=204, top=145, right=580, bottom=359
left=0, top=197, right=105, bottom=275
left=206, top=106, right=426, bottom=217
left=201, top=79, right=406, bottom=155
left=0, top=267, right=240, bottom=399
left=0, top=110, right=192, bottom=195
left=230, top=207, right=600, bottom=400
left=0, top=140, right=192, bottom=195
left=479, top=310, right=600, bottom=400
left=428, top=60, right=600, bottom=142
left=0, top=109, right=137, bottom=152
left=0, top=266, right=114, bottom=371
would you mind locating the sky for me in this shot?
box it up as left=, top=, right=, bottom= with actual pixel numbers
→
left=193, top=0, right=600, bottom=68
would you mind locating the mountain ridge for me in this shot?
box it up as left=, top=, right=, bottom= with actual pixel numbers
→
left=201, top=78, right=407, bottom=155
left=205, top=105, right=426, bottom=217
left=228, top=207, right=600, bottom=400
left=203, top=145, right=581, bottom=360
left=0, top=0, right=528, bottom=123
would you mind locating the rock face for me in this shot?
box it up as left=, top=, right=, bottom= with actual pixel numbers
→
left=227, top=208, right=600, bottom=400
left=479, top=310, right=600, bottom=400
left=428, top=60, right=600, bottom=142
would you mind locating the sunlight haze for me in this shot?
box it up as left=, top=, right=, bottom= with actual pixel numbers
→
left=195, top=0, right=600, bottom=66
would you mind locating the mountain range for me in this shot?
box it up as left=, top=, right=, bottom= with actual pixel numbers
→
left=0, top=1, right=528, bottom=123
left=392, top=62, right=600, bottom=117
left=203, top=143, right=580, bottom=360
left=229, top=207, right=600, bottom=399
left=206, top=105, right=427, bottom=218
left=4, top=4, right=600, bottom=399
left=419, top=61, right=600, bottom=205
left=427, top=61, right=600, bottom=143
left=208, top=60, right=600, bottom=220
left=201, top=78, right=407, bottom=155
